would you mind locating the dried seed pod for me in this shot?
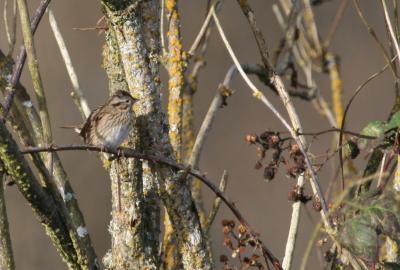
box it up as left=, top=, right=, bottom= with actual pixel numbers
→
left=312, top=196, right=322, bottom=212
left=223, top=238, right=233, bottom=249
left=271, top=149, right=281, bottom=162
left=264, top=165, right=277, bottom=180
left=245, top=134, right=258, bottom=144
left=259, top=131, right=273, bottom=141
left=290, top=143, right=301, bottom=156
left=254, top=161, right=263, bottom=170
left=220, top=254, right=228, bottom=263
left=248, top=240, right=256, bottom=247
left=238, top=224, right=247, bottom=235
left=256, top=147, right=266, bottom=159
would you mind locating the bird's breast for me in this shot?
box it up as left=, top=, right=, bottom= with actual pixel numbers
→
left=95, top=112, right=132, bottom=149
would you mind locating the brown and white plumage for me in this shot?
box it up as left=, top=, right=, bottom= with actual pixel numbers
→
left=80, top=90, right=138, bottom=149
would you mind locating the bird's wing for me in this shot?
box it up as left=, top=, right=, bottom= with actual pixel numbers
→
left=79, top=105, right=103, bottom=139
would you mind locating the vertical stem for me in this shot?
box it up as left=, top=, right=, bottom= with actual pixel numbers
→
left=164, top=1, right=186, bottom=268
left=16, top=0, right=52, bottom=145
left=15, top=3, right=98, bottom=268
left=0, top=162, right=15, bottom=270
left=327, top=53, right=344, bottom=127
left=166, top=0, right=184, bottom=161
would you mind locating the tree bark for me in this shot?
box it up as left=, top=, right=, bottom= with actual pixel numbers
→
left=101, top=1, right=212, bottom=269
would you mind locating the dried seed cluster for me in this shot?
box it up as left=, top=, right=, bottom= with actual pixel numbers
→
left=245, top=131, right=306, bottom=181
left=220, top=219, right=265, bottom=270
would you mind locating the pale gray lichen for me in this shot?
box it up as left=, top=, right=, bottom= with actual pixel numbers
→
left=22, top=100, right=33, bottom=108
left=77, top=226, right=88, bottom=238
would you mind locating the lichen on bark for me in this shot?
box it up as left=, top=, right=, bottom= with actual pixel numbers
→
left=0, top=122, right=80, bottom=269
left=101, top=0, right=212, bottom=269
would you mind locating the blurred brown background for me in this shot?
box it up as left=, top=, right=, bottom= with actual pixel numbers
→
left=0, top=0, right=394, bottom=269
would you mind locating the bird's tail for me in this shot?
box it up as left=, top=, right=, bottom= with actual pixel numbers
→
left=59, top=125, right=81, bottom=134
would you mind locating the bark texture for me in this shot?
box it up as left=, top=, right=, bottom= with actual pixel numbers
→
left=101, top=1, right=212, bottom=269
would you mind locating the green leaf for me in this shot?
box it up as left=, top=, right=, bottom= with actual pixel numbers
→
left=339, top=216, right=378, bottom=260
left=360, top=120, right=386, bottom=147
left=385, top=111, right=400, bottom=132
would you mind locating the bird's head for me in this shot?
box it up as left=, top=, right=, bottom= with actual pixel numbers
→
left=109, top=90, right=139, bottom=111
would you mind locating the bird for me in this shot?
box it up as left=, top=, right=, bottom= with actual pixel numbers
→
left=79, top=90, right=138, bottom=150
left=61, top=90, right=138, bottom=212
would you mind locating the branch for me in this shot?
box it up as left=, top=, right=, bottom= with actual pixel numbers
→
left=297, top=128, right=378, bottom=139
left=338, top=55, right=397, bottom=194
left=352, top=0, right=398, bottom=79
left=324, top=0, right=349, bottom=48
left=188, top=65, right=235, bottom=168
left=204, top=170, right=228, bottom=234
left=16, top=0, right=52, bottom=151
left=231, top=3, right=335, bottom=269
left=187, top=3, right=214, bottom=56
left=14, top=4, right=99, bottom=267
left=0, top=123, right=80, bottom=269
left=0, top=161, right=15, bottom=270
left=1, top=0, right=51, bottom=118
left=164, top=1, right=187, bottom=268
left=47, top=8, right=91, bottom=119
left=213, top=3, right=331, bottom=227
left=0, top=15, right=99, bottom=270
left=3, top=0, right=17, bottom=55
left=20, top=143, right=283, bottom=270
left=166, top=0, right=185, bottom=161
left=381, top=0, right=400, bottom=67
left=103, top=1, right=207, bottom=268
left=101, top=2, right=161, bottom=268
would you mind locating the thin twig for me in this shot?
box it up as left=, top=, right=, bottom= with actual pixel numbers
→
left=213, top=2, right=331, bottom=228
left=298, top=128, right=377, bottom=139
left=1, top=0, right=51, bottom=119
left=324, top=0, right=350, bottom=48
left=204, top=170, right=228, bottom=234
left=160, top=0, right=167, bottom=56
left=299, top=219, right=323, bottom=270
left=3, top=0, right=17, bottom=55
left=235, top=0, right=273, bottom=71
left=71, top=27, right=107, bottom=31
left=302, top=0, right=323, bottom=55
left=187, top=1, right=217, bottom=56
left=20, top=143, right=283, bottom=270
left=48, top=8, right=91, bottom=119
left=381, top=0, right=400, bottom=67
left=188, top=65, right=235, bottom=167
left=224, top=4, right=335, bottom=268
left=377, top=152, right=388, bottom=188
left=338, top=54, right=397, bottom=193
left=352, top=0, right=398, bottom=79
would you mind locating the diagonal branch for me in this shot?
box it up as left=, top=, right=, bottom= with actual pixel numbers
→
left=0, top=161, right=15, bottom=270
left=0, top=123, right=79, bottom=269
left=21, top=143, right=283, bottom=270
left=47, top=8, right=91, bottom=119
left=1, top=0, right=51, bottom=118
left=213, top=4, right=330, bottom=226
